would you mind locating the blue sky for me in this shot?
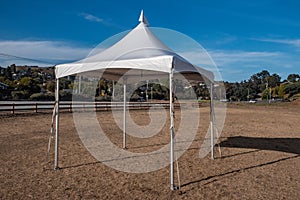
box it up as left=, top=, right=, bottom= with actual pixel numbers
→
left=0, top=0, right=299, bottom=81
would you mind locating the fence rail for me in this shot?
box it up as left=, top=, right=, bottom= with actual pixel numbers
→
left=0, top=101, right=194, bottom=114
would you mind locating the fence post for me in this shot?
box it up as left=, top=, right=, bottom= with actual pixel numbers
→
left=11, top=103, right=15, bottom=114
left=35, top=103, right=38, bottom=113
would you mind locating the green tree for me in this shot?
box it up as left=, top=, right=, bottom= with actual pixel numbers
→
left=284, top=82, right=300, bottom=98
left=287, top=74, right=300, bottom=82
left=195, top=84, right=209, bottom=100
left=278, top=84, right=285, bottom=99
left=267, top=73, right=281, bottom=88
left=4, top=66, right=12, bottom=80
left=262, top=88, right=272, bottom=100
left=11, top=91, right=30, bottom=100
left=249, top=70, right=270, bottom=92
left=17, top=77, right=40, bottom=94
left=59, top=78, right=72, bottom=90
left=10, top=64, right=16, bottom=73
left=46, top=81, right=55, bottom=92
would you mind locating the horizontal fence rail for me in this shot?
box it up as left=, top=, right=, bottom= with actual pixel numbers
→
left=0, top=101, right=203, bottom=114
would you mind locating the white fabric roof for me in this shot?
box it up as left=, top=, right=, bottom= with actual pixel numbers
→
left=55, top=11, right=214, bottom=82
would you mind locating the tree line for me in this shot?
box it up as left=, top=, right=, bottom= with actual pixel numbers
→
left=224, top=70, right=300, bottom=101
left=0, top=64, right=299, bottom=101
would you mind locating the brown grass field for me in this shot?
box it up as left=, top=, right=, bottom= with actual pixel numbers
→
left=0, top=101, right=299, bottom=199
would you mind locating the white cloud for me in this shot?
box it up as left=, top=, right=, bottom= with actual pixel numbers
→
left=209, top=50, right=281, bottom=66
left=0, top=40, right=91, bottom=67
left=78, top=12, right=124, bottom=29
left=174, top=49, right=284, bottom=81
left=179, top=50, right=215, bottom=66
left=215, top=36, right=237, bottom=45
left=178, top=49, right=280, bottom=67
left=251, top=38, right=300, bottom=48
left=80, top=13, right=104, bottom=23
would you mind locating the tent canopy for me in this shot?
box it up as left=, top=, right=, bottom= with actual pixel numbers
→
left=55, top=11, right=214, bottom=82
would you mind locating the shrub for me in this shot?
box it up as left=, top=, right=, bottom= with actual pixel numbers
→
left=59, top=91, right=72, bottom=101
left=11, top=91, right=30, bottom=100
left=29, top=92, right=55, bottom=101
left=284, top=82, right=300, bottom=98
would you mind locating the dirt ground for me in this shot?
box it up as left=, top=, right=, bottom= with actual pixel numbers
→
left=0, top=102, right=299, bottom=199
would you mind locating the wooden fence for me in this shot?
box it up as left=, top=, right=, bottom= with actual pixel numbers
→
left=0, top=101, right=192, bottom=114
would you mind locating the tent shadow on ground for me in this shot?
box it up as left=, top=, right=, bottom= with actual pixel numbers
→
left=181, top=136, right=300, bottom=188
left=181, top=154, right=299, bottom=189
left=219, top=136, right=300, bottom=155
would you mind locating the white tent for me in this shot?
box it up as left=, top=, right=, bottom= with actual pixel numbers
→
left=53, top=10, right=216, bottom=190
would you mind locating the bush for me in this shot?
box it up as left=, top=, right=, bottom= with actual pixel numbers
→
left=284, top=82, right=300, bottom=98
left=59, top=91, right=72, bottom=101
left=46, top=81, right=55, bottom=92
left=11, top=91, right=30, bottom=100
left=261, top=88, right=271, bottom=100
left=95, top=95, right=111, bottom=102
left=29, top=93, right=55, bottom=101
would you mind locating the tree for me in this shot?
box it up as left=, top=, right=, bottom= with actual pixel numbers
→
left=10, top=64, right=16, bottom=73
left=11, top=91, right=29, bottom=100
left=17, top=77, right=40, bottom=94
left=287, top=74, right=300, bottom=82
left=195, top=83, right=209, bottom=100
left=284, top=82, right=300, bottom=98
left=278, top=84, right=285, bottom=99
left=261, top=88, right=271, bottom=100
left=46, top=81, right=55, bottom=92
left=267, top=73, right=281, bottom=88
left=249, top=70, right=270, bottom=92
left=4, top=66, right=12, bottom=80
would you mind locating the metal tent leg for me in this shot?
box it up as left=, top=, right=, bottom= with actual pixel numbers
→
left=54, top=78, right=60, bottom=170
left=123, top=82, right=127, bottom=150
left=169, top=71, right=176, bottom=190
left=210, top=82, right=215, bottom=160
left=112, top=81, right=115, bottom=101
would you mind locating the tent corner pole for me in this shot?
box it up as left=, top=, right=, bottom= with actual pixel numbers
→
left=112, top=81, right=115, bottom=101
left=123, top=80, right=127, bottom=150
left=54, top=78, right=60, bottom=170
left=210, top=82, right=215, bottom=160
left=169, top=70, right=176, bottom=190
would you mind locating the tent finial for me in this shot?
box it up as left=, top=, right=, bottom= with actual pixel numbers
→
left=139, top=10, right=149, bottom=26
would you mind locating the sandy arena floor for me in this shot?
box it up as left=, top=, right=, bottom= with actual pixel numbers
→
left=0, top=102, right=299, bottom=199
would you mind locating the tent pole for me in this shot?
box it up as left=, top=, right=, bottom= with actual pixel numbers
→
left=112, top=81, right=115, bottom=101
left=210, top=82, right=214, bottom=160
left=146, top=80, right=149, bottom=101
left=169, top=70, right=175, bottom=190
left=123, top=80, right=127, bottom=150
left=54, top=78, right=60, bottom=170
left=78, top=75, right=81, bottom=94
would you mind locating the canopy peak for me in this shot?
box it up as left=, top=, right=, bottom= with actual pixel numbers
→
left=138, top=10, right=149, bottom=26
